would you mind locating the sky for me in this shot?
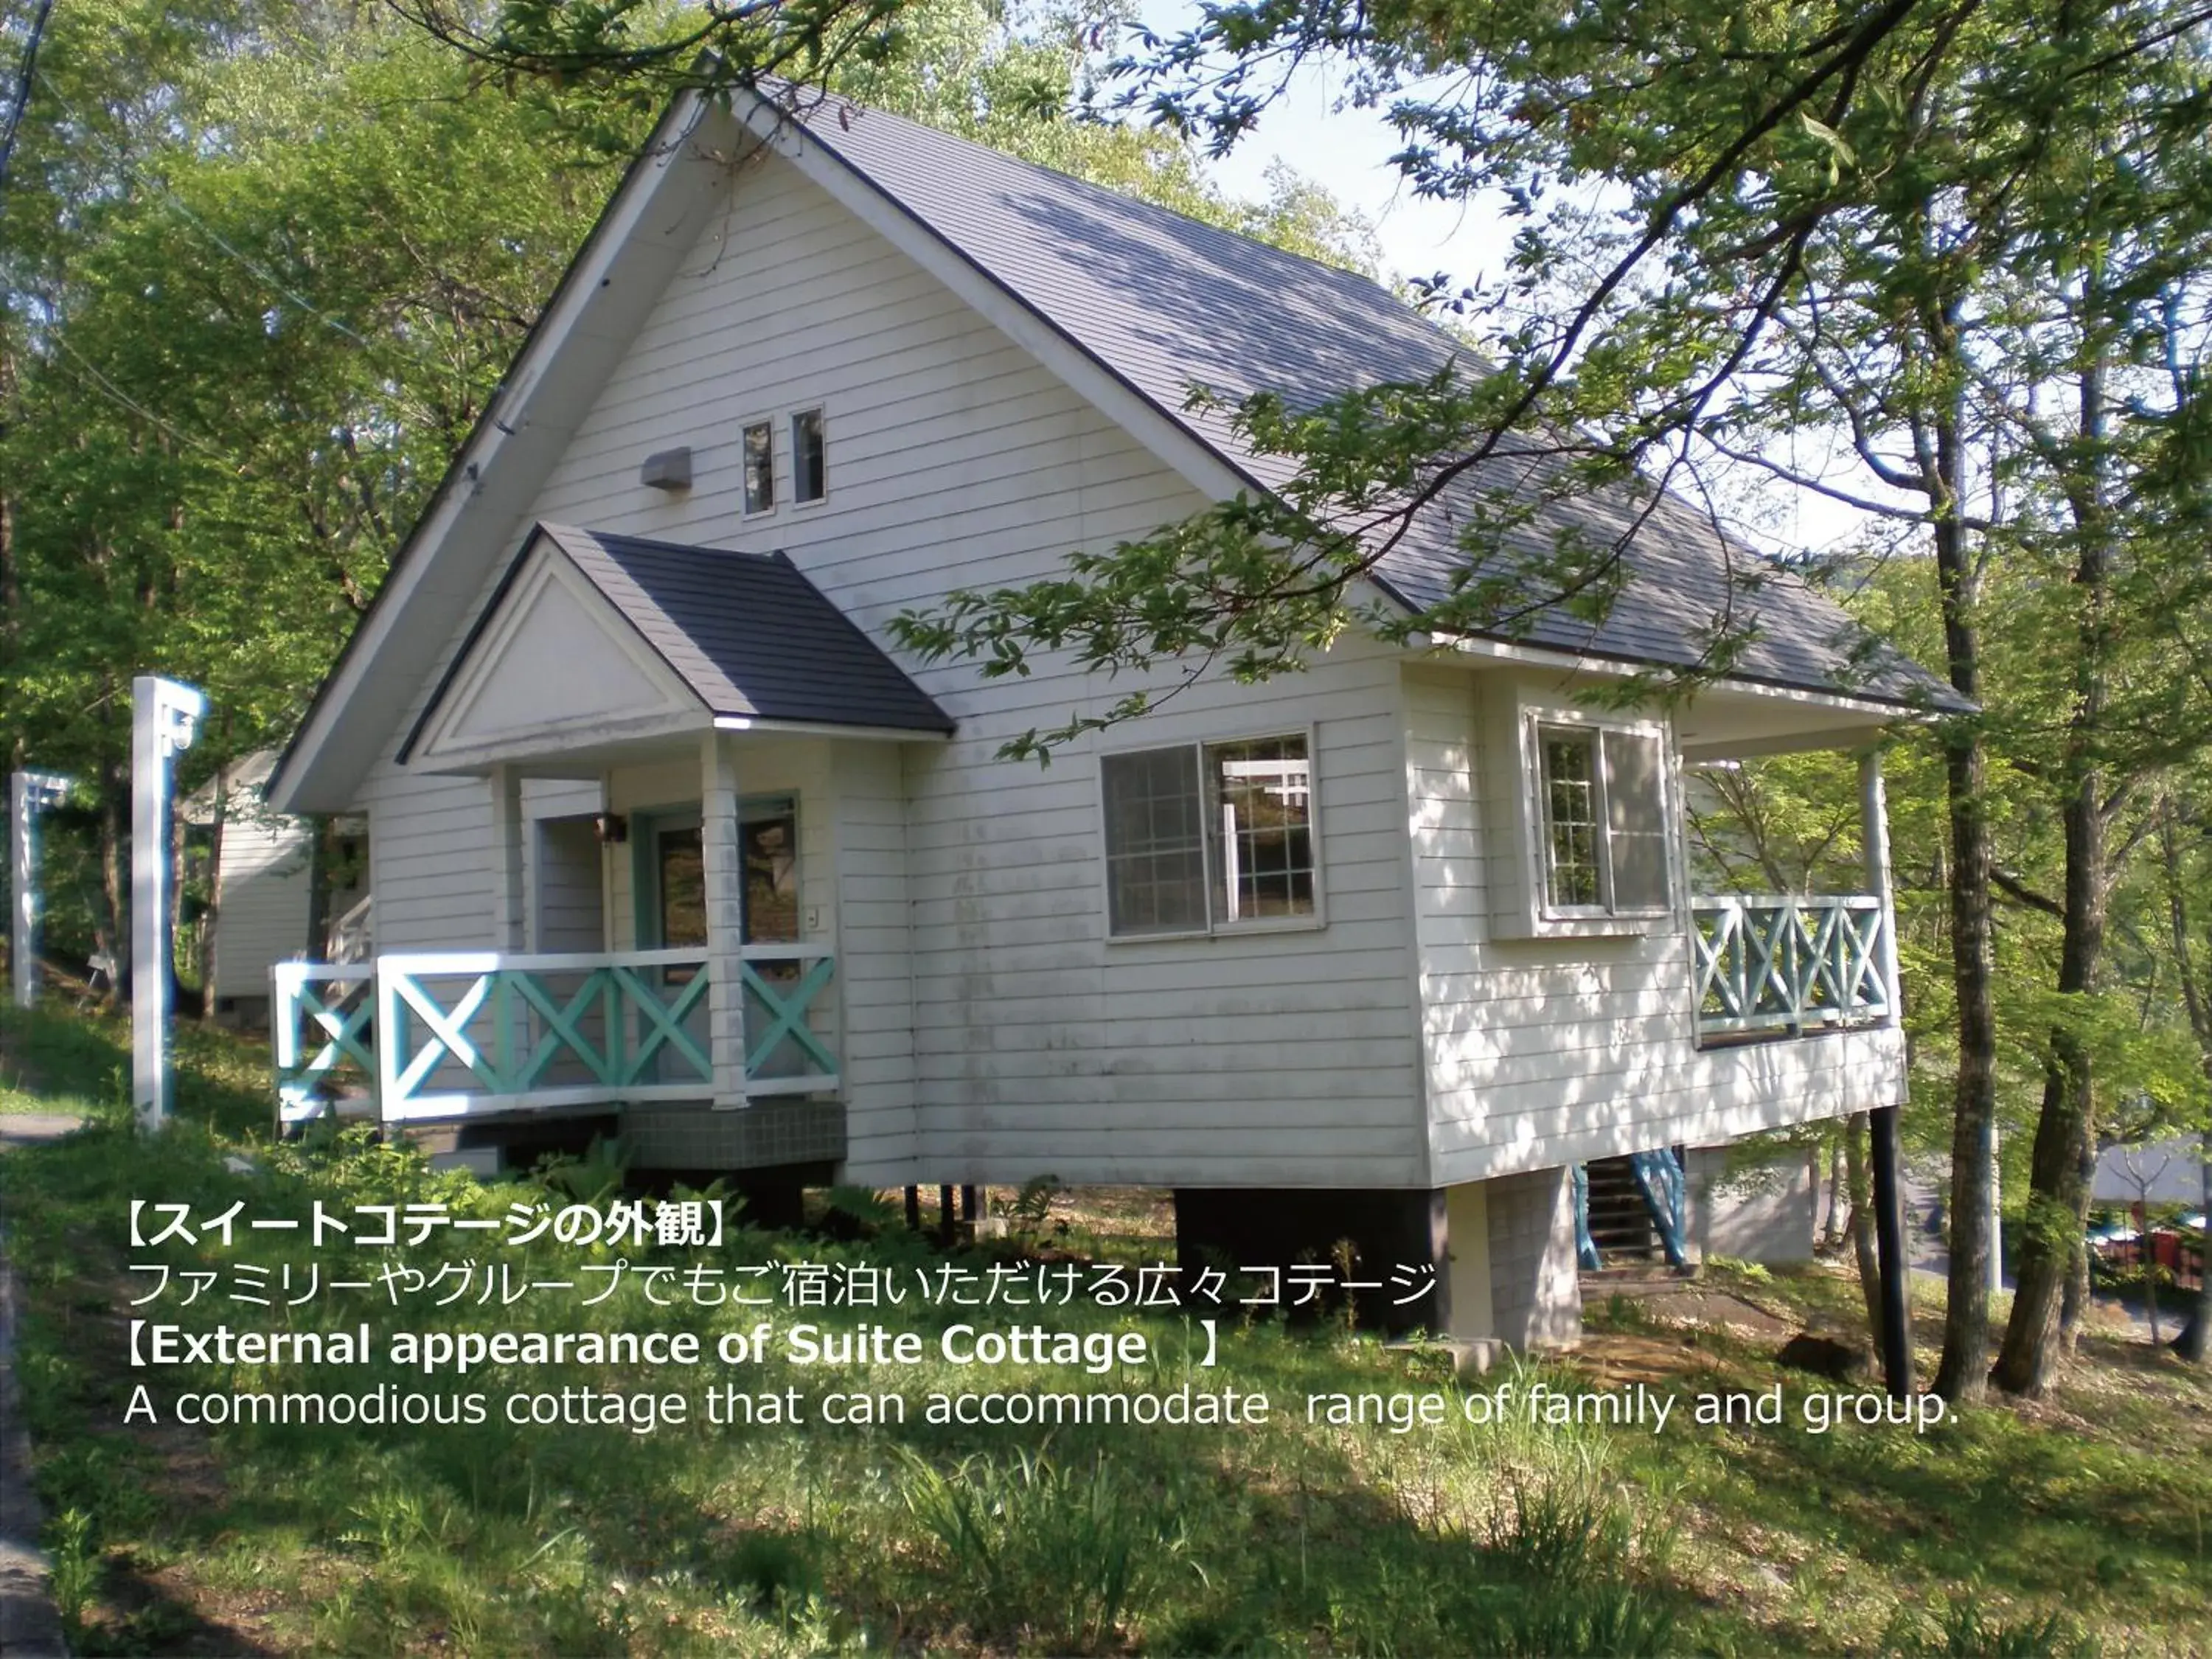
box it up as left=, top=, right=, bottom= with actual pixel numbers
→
left=1128, top=0, right=1511, bottom=288
left=1125, top=0, right=1880, bottom=557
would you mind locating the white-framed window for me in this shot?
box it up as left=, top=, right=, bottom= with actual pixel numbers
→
left=1532, top=719, right=1671, bottom=917
left=790, top=408, right=826, bottom=504
left=741, top=418, right=775, bottom=516
left=1101, top=731, right=1318, bottom=937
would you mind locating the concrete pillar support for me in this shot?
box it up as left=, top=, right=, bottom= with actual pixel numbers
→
left=1481, top=1166, right=1583, bottom=1350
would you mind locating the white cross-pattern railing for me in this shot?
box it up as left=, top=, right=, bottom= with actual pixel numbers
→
left=271, top=961, right=376, bottom=1124
left=325, top=893, right=373, bottom=964
left=1692, top=894, right=1891, bottom=1040
left=272, top=944, right=838, bottom=1126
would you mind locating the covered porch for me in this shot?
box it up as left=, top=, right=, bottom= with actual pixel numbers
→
left=272, top=521, right=951, bottom=1158
left=1675, top=681, right=1908, bottom=1047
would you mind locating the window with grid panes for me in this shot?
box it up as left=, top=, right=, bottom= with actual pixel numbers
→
left=1102, top=734, right=1316, bottom=936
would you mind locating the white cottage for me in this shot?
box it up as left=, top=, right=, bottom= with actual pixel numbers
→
left=264, top=84, right=1961, bottom=1347
left=184, top=748, right=368, bottom=1026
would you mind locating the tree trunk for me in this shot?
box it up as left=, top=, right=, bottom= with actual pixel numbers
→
left=2143, top=1200, right=2162, bottom=1348
left=1846, top=1110, right=1883, bottom=1343
left=2059, top=1228, right=2090, bottom=1356
left=2175, top=1134, right=2210, bottom=1362
left=1, top=339, right=17, bottom=773
left=99, top=759, right=127, bottom=1005
left=1825, top=1137, right=1849, bottom=1252
left=2, top=334, right=20, bottom=774
left=198, top=771, right=227, bottom=1021
left=1993, top=355, right=2112, bottom=1399
left=1929, top=395, right=2000, bottom=1405
left=165, top=793, right=192, bottom=1018
left=305, top=817, right=333, bottom=961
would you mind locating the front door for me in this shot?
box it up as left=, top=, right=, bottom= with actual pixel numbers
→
left=641, top=799, right=804, bottom=1079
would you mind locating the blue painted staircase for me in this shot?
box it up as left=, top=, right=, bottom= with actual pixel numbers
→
left=1575, top=1149, right=1688, bottom=1269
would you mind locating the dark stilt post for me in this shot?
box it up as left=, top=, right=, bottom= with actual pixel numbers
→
left=939, top=1183, right=956, bottom=1241
left=960, top=1184, right=978, bottom=1222
left=904, top=1186, right=921, bottom=1231
left=1860, top=749, right=1913, bottom=1398
left=1871, top=1103, right=1913, bottom=1397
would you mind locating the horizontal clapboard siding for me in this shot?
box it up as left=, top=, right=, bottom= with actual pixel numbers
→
left=1402, top=664, right=1903, bottom=1186
left=210, top=810, right=313, bottom=999
left=354, top=149, right=1427, bottom=1186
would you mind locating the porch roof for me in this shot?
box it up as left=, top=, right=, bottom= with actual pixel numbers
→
left=405, top=522, right=955, bottom=760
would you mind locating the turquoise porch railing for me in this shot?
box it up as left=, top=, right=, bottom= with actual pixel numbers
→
left=273, top=945, right=837, bottom=1125
left=271, top=961, right=375, bottom=1125
left=1691, top=894, right=1889, bottom=1043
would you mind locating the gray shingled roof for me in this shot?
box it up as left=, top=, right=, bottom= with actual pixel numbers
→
left=542, top=522, right=955, bottom=734
left=788, top=97, right=1967, bottom=713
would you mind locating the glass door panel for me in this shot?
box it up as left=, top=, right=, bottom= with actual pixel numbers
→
left=740, top=802, right=804, bottom=1078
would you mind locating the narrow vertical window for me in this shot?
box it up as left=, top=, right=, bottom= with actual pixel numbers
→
left=1540, top=730, right=1603, bottom=909
left=1601, top=729, right=1670, bottom=911
left=1102, top=747, right=1208, bottom=936
left=742, top=420, right=774, bottom=515
left=1207, top=736, right=1314, bottom=922
left=791, top=408, right=826, bottom=504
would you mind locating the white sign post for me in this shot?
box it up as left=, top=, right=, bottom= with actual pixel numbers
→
left=10, top=769, right=72, bottom=1009
left=132, top=675, right=205, bottom=1133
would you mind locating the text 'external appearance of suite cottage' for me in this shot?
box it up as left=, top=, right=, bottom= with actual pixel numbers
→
left=264, top=83, right=1965, bottom=1351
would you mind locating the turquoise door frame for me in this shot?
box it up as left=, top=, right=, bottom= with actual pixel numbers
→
left=630, top=796, right=817, bottom=1086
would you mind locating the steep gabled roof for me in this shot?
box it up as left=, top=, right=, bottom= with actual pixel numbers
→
left=475, top=524, right=953, bottom=737
left=782, top=97, right=1966, bottom=713
left=399, top=522, right=953, bottom=768
left=268, top=82, right=1962, bottom=814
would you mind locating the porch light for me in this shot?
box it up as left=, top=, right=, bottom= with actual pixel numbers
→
left=594, top=813, right=629, bottom=845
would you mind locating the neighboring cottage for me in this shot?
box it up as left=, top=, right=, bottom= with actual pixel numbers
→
left=263, top=83, right=1961, bottom=1349
left=184, top=749, right=369, bottom=1026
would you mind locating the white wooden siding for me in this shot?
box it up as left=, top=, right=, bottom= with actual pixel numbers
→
left=348, top=144, right=1900, bottom=1192
left=353, top=149, right=1427, bottom=1188
left=531, top=817, right=606, bottom=952
left=1403, top=663, right=1905, bottom=1186
left=210, top=808, right=313, bottom=999
left=361, top=768, right=596, bottom=955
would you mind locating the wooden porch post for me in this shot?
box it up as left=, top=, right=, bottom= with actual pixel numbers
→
left=702, top=732, right=748, bottom=1109
left=1860, top=747, right=1914, bottom=1397
left=489, top=765, right=526, bottom=952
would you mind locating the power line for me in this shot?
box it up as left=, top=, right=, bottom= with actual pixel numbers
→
left=49, top=333, right=237, bottom=463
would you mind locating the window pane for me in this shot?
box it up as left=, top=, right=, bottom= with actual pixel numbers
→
left=1207, top=735, right=1315, bottom=923
left=655, top=827, right=707, bottom=947
left=741, top=804, right=800, bottom=944
left=1540, top=731, right=1602, bottom=909
left=1102, top=748, right=1206, bottom=934
left=1603, top=730, right=1671, bottom=910
left=742, top=421, right=773, bottom=514
left=791, top=409, right=825, bottom=502
left=740, top=802, right=805, bottom=1076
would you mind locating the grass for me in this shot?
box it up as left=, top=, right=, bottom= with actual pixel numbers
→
left=0, top=1000, right=270, bottom=1130
left=1, top=1001, right=2208, bottom=1655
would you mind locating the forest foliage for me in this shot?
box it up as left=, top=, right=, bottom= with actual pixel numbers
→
left=3, top=0, right=2209, bottom=1394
